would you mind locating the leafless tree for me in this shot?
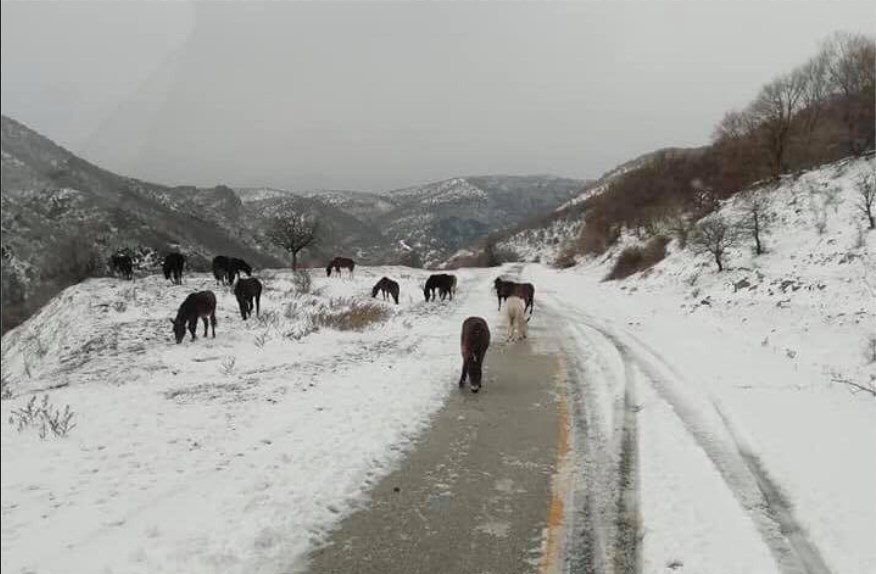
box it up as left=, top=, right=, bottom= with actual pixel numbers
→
left=749, top=72, right=807, bottom=176
left=739, top=191, right=771, bottom=255
left=267, top=211, right=318, bottom=270
left=690, top=215, right=737, bottom=272
left=856, top=174, right=875, bottom=230
left=795, top=51, right=831, bottom=147
left=822, top=32, right=876, bottom=154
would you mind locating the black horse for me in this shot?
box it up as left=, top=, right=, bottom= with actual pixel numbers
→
left=424, top=273, right=456, bottom=302
left=110, top=254, right=133, bottom=280
left=234, top=278, right=263, bottom=320
left=162, top=253, right=185, bottom=285
left=371, top=277, right=400, bottom=305
left=459, top=317, right=491, bottom=393
left=494, top=278, right=535, bottom=316
left=170, top=291, right=217, bottom=344
left=212, top=256, right=253, bottom=285
left=326, top=257, right=355, bottom=277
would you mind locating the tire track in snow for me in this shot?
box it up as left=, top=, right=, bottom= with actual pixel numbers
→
left=559, top=303, right=831, bottom=574
left=543, top=301, right=642, bottom=574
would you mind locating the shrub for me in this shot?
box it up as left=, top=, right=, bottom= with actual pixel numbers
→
left=606, top=236, right=671, bottom=280
left=553, top=244, right=578, bottom=269
left=8, top=394, right=76, bottom=438
left=293, top=270, right=312, bottom=294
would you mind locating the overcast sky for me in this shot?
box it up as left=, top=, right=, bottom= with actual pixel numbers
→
left=1, top=1, right=872, bottom=191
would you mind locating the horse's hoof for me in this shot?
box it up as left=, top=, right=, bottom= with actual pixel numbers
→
left=470, top=387, right=480, bottom=393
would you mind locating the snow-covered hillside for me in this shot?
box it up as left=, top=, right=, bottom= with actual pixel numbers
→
left=0, top=267, right=496, bottom=573
left=539, top=154, right=876, bottom=573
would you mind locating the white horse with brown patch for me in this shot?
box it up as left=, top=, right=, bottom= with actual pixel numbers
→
left=505, top=295, right=528, bottom=342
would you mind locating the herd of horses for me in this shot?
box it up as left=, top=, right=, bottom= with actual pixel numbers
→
left=112, top=251, right=535, bottom=394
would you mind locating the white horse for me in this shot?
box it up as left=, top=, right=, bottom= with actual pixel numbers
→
left=505, top=295, right=528, bottom=342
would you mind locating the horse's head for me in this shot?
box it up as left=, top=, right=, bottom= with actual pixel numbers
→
left=170, top=317, right=187, bottom=344
left=371, top=283, right=380, bottom=298
left=467, top=354, right=483, bottom=393
left=493, top=277, right=503, bottom=292
left=238, top=260, right=252, bottom=276
left=325, top=264, right=332, bottom=277
left=423, top=286, right=430, bottom=301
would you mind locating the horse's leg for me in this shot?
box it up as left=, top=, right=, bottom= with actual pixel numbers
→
left=211, top=313, right=217, bottom=338
left=203, top=316, right=209, bottom=337
left=459, top=360, right=468, bottom=388
left=189, top=320, right=197, bottom=341
left=256, top=293, right=261, bottom=317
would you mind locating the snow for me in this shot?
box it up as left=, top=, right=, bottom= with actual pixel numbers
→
left=2, top=155, right=873, bottom=573
left=533, top=154, right=876, bottom=573
left=1, top=267, right=496, bottom=574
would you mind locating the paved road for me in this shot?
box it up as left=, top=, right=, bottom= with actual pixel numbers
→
left=303, top=319, right=568, bottom=574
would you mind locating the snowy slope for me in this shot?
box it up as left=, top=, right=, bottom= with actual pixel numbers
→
left=543, top=154, right=876, bottom=574
left=1, top=267, right=496, bottom=574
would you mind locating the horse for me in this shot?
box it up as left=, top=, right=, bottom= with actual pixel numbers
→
left=459, top=317, right=491, bottom=393
left=234, top=278, right=262, bottom=320
left=170, top=291, right=217, bottom=344
left=424, top=273, right=456, bottom=302
left=213, top=256, right=253, bottom=285
left=110, top=254, right=133, bottom=280
left=212, top=256, right=231, bottom=284
left=371, top=277, right=400, bottom=305
left=227, top=258, right=252, bottom=284
left=505, top=296, right=528, bottom=342
left=162, top=253, right=185, bottom=285
left=494, top=278, right=535, bottom=316
left=326, top=257, right=355, bottom=277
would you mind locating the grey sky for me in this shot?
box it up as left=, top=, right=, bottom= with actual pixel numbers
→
left=1, top=1, right=872, bottom=191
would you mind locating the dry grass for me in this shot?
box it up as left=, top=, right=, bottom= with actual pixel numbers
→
left=605, top=235, right=671, bottom=281
left=312, top=300, right=389, bottom=331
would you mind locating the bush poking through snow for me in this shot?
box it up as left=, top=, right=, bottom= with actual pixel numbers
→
left=293, top=270, right=312, bottom=294
left=553, top=244, right=578, bottom=269
left=855, top=174, right=875, bottom=229
left=606, top=236, right=671, bottom=280
left=1, top=375, right=12, bottom=400
left=220, top=356, right=237, bottom=376
left=312, top=300, right=389, bottom=332
left=254, top=331, right=270, bottom=349
left=8, top=395, right=76, bottom=438
left=739, top=191, right=772, bottom=255
left=865, top=334, right=876, bottom=364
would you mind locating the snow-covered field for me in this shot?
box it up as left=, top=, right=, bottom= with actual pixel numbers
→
left=1, top=267, right=496, bottom=573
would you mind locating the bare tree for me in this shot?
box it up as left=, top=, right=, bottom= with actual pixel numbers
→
left=822, top=32, right=876, bottom=154
left=749, top=72, right=807, bottom=176
left=795, top=51, right=831, bottom=149
left=739, top=191, right=771, bottom=255
left=856, top=175, right=875, bottom=230
left=267, top=211, right=318, bottom=270
left=690, top=215, right=736, bottom=272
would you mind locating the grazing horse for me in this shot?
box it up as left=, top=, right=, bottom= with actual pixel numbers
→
left=326, top=257, right=355, bottom=277
left=459, top=317, right=491, bottom=393
left=424, top=273, right=456, bottom=302
left=494, top=278, right=535, bottom=316
left=227, top=258, right=253, bottom=284
left=371, top=277, right=400, bottom=305
left=505, top=296, right=528, bottom=342
left=110, top=254, right=133, bottom=280
left=213, top=256, right=253, bottom=285
left=234, top=278, right=262, bottom=320
left=170, top=291, right=217, bottom=344
left=162, top=253, right=185, bottom=285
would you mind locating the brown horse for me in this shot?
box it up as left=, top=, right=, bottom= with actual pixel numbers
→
left=326, top=257, right=355, bottom=277
left=234, top=278, right=263, bottom=320
left=372, top=277, right=400, bottom=305
left=459, top=317, right=491, bottom=392
left=424, top=273, right=456, bottom=302
left=494, top=278, right=535, bottom=316
left=170, top=291, right=217, bottom=344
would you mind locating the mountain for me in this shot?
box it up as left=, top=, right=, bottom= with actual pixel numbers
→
left=0, top=115, right=284, bottom=331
